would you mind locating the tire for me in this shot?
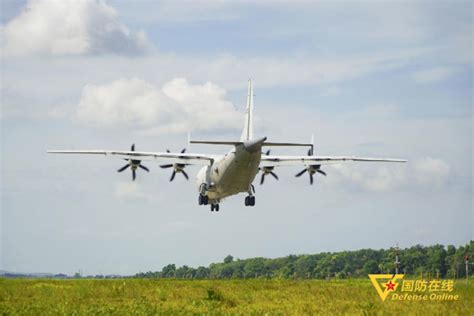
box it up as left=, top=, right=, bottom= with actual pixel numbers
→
left=198, top=195, right=203, bottom=205
left=250, top=196, right=255, bottom=206
left=210, top=204, right=214, bottom=211
left=244, top=196, right=249, bottom=206
left=215, top=204, right=220, bottom=212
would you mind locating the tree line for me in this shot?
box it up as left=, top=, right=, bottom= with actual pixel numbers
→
left=135, top=241, right=473, bottom=279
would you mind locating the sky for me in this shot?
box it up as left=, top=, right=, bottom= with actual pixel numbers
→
left=0, top=0, right=472, bottom=276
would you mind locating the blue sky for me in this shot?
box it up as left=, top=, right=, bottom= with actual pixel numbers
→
left=1, top=0, right=472, bottom=275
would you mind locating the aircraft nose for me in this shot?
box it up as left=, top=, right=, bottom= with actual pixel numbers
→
left=244, top=137, right=267, bottom=153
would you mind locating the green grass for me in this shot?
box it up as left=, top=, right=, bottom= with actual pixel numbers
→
left=0, top=278, right=473, bottom=315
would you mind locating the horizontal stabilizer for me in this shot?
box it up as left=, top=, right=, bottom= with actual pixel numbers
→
left=263, top=142, right=313, bottom=147
left=190, top=140, right=243, bottom=146
left=190, top=140, right=313, bottom=149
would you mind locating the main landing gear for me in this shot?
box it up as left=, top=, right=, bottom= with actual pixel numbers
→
left=198, top=183, right=210, bottom=206
left=198, top=194, right=209, bottom=205
left=244, top=195, right=255, bottom=206
left=199, top=194, right=220, bottom=211
left=245, top=185, right=256, bottom=206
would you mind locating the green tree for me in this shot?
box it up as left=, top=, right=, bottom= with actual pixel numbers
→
left=175, top=265, right=195, bottom=279
left=161, top=264, right=176, bottom=278
left=363, top=260, right=379, bottom=274
left=132, top=241, right=473, bottom=280
left=244, top=258, right=267, bottom=278
left=194, top=266, right=210, bottom=279
left=224, top=255, right=234, bottom=264
left=426, top=245, right=447, bottom=277
left=294, top=255, right=318, bottom=279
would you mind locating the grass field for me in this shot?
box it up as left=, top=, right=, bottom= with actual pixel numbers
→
left=0, top=278, right=473, bottom=315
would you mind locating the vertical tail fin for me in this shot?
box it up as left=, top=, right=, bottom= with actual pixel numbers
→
left=240, top=79, right=254, bottom=141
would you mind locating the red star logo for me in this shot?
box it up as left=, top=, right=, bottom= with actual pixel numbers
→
left=385, top=280, right=396, bottom=291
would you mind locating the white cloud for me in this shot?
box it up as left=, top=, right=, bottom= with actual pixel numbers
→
left=114, top=182, right=147, bottom=199
left=76, top=77, right=242, bottom=134
left=1, top=0, right=150, bottom=56
left=414, top=157, right=450, bottom=186
left=330, top=157, right=451, bottom=191
left=413, top=67, right=454, bottom=83
left=0, top=46, right=433, bottom=112
left=331, top=164, right=406, bottom=192
left=351, top=166, right=406, bottom=191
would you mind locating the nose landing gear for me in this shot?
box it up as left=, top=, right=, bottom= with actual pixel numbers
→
left=198, top=183, right=219, bottom=211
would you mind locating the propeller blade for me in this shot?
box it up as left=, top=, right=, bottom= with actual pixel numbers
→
left=166, top=149, right=170, bottom=153
left=139, top=164, right=150, bottom=172
left=117, top=164, right=130, bottom=172
left=316, top=169, right=326, bottom=176
left=310, top=173, right=314, bottom=185
left=181, top=148, right=186, bottom=153
left=295, top=169, right=307, bottom=177
left=265, top=149, right=271, bottom=156
left=182, top=170, right=189, bottom=180
left=170, top=171, right=176, bottom=182
left=260, top=174, right=265, bottom=185
left=160, top=164, right=173, bottom=169
left=308, top=149, right=312, bottom=156
left=131, top=144, right=135, bottom=151
left=132, top=169, right=136, bottom=181
left=270, top=171, right=279, bottom=180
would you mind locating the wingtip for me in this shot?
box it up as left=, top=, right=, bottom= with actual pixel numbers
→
left=392, top=159, right=408, bottom=163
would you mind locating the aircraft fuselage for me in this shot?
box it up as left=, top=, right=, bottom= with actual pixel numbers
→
left=196, top=138, right=265, bottom=202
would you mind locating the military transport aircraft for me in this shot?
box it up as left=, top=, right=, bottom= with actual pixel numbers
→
left=48, top=80, right=406, bottom=211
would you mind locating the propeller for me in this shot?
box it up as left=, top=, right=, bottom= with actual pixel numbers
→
left=295, top=148, right=326, bottom=185
left=160, top=148, right=189, bottom=181
left=117, top=144, right=149, bottom=181
left=260, top=150, right=279, bottom=185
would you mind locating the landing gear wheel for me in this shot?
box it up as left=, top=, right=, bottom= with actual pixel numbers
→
left=199, top=194, right=209, bottom=205
left=250, top=196, right=255, bottom=206
left=210, top=204, right=219, bottom=212
left=211, top=204, right=214, bottom=212
left=245, top=196, right=255, bottom=207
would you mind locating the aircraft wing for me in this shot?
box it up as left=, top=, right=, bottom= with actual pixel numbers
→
left=260, top=155, right=407, bottom=167
left=47, top=150, right=217, bottom=165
